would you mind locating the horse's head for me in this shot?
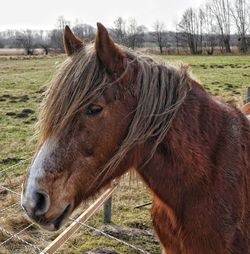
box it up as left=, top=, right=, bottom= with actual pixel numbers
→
left=21, top=23, right=137, bottom=231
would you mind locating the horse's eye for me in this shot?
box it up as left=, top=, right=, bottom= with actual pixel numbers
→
left=85, top=104, right=103, bottom=116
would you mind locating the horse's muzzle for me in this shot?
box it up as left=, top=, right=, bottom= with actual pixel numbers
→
left=21, top=189, right=50, bottom=218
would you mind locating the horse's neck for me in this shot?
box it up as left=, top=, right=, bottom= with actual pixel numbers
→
left=135, top=80, right=248, bottom=216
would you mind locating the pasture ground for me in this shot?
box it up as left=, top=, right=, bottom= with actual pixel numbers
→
left=0, top=54, right=250, bottom=253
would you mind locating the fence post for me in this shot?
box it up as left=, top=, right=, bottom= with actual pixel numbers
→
left=247, top=87, right=250, bottom=103
left=103, top=197, right=112, bottom=224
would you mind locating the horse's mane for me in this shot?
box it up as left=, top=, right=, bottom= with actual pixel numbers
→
left=38, top=44, right=191, bottom=180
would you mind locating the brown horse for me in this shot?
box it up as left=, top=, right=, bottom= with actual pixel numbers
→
left=241, top=102, right=250, bottom=118
left=21, top=23, right=250, bottom=253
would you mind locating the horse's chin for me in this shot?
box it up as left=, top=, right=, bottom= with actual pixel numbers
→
left=33, top=203, right=72, bottom=232
left=39, top=222, right=64, bottom=232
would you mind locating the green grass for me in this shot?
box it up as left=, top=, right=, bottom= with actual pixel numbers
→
left=161, top=55, right=250, bottom=102
left=0, top=54, right=250, bottom=254
left=0, top=56, right=64, bottom=165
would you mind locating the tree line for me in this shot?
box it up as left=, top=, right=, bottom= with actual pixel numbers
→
left=0, top=0, right=249, bottom=55
left=177, top=0, right=250, bottom=54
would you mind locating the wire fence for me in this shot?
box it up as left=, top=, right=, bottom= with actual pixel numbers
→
left=0, top=157, right=154, bottom=254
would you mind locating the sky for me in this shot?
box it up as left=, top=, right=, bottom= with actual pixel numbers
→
left=0, top=0, right=205, bottom=32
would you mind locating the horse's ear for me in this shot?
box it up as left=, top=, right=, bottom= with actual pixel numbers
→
left=64, top=26, right=83, bottom=56
left=95, top=22, right=125, bottom=74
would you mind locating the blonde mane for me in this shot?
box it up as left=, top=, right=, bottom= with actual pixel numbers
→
left=38, top=44, right=190, bottom=183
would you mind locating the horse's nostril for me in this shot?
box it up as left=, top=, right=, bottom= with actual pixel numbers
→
left=33, top=191, right=50, bottom=216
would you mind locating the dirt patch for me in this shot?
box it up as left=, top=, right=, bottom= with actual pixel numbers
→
left=228, top=64, right=241, bottom=69
left=0, top=157, right=21, bottom=165
left=2, top=94, right=11, bottom=98
left=15, top=109, right=35, bottom=118
left=217, top=65, right=225, bottom=68
left=0, top=94, right=29, bottom=103
left=94, top=225, right=154, bottom=239
left=86, top=248, right=120, bottom=254
left=127, top=222, right=150, bottom=230
left=22, top=109, right=34, bottom=114
left=30, top=117, right=37, bottom=122
left=23, top=116, right=37, bottom=124
left=242, top=73, right=250, bottom=77
left=35, top=87, right=47, bottom=94
left=5, top=112, right=16, bottom=116
left=15, top=112, right=29, bottom=118
left=19, top=95, right=29, bottom=102
left=9, top=96, right=18, bottom=100
left=211, top=81, right=220, bottom=85
left=6, top=109, right=35, bottom=119
left=224, top=83, right=234, bottom=91
left=35, top=97, right=43, bottom=103
left=209, top=64, right=225, bottom=69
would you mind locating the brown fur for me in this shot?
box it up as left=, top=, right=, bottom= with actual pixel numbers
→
left=23, top=24, right=250, bottom=253
left=64, top=25, right=84, bottom=56
left=241, top=102, right=250, bottom=116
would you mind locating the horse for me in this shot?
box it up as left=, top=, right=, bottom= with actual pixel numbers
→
left=241, top=102, right=250, bottom=118
left=21, top=23, right=250, bottom=253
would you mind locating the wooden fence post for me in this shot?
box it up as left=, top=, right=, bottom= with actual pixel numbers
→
left=103, top=197, right=112, bottom=224
left=246, top=87, right=250, bottom=103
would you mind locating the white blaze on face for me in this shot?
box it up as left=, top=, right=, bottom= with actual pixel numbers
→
left=21, top=139, right=56, bottom=208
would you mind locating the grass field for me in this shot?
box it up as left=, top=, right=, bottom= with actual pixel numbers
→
left=0, top=54, right=249, bottom=254
left=162, top=55, right=250, bottom=103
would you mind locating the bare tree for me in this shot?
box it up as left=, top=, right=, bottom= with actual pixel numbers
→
left=113, top=17, right=127, bottom=45
left=198, top=8, right=205, bottom=53
left=37, top=30, right=50, bottom=55
left=56, top=16, right=71, bottom=31
left=126, top=18, right=146, bottom=49
left=231, top=0, right=250, bottom=52
left=153, top=21, right=167, bottom=54
left=135, top=25, right=147, bottom=48
left=16, top=30, right=34, bottom=55
left=50, top=16, right=70, bottom=52
left=0, top=30, right=16, bottom=48
left=50, top=29, right=64, bottom=51
left=173, top=23, right=182, bottom=54
left=178, top=8, right=203, bottom=54
left=202, top=4, right=217, bottom=54
left=72, top=23, right=95, bottom=42
left=126, top=18, right=138, bottom=49
left=209, top=0, right=231, bottom=53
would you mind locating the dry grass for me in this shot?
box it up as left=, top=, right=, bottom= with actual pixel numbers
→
left=0, top=175, right=157, bottom=254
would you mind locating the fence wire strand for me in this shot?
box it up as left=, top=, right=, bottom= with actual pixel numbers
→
left=0, top=152, right=150, bottom=254
left=0, top=185, right=21, bottom=196
left=0, top=179, right=150, bottom=254
left=0, top=226, right=41, bottom=253
left=0, top=157, right=32, bottom=175
left=0, top=223, right=35, bottom=246
left=0, top=203, right=20, bottom=216
left=70, top=218, right=150, bottom=254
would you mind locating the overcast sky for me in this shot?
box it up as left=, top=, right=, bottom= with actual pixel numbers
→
left=1, top=0, right=205, bottom=32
